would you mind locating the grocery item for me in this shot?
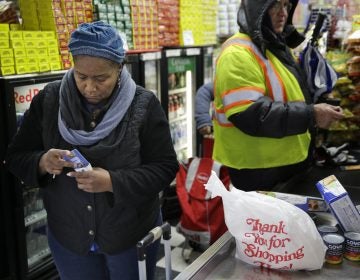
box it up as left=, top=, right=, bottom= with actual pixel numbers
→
left=344, top=231, right=360, bottom=261
left=323, top=233, right=345, bottom=264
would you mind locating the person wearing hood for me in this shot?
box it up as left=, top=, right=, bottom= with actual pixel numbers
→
left=4, top=21, right=178, bottom=280
left=213, top=0, right=344, bottom=191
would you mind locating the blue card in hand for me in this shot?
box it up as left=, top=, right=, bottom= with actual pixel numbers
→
left=63, top=149, right=92, bottom=172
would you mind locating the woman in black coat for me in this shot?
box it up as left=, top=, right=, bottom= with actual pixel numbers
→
left=5, top=21, right=178, bottom=280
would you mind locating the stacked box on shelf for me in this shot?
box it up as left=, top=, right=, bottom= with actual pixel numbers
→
left=158, top=0, right=179, bottom=47
left=217, top=0, right=240, bottom=38
left=130, top=0, right=159, bottom=50
left=120, top=0, right=134, bottom=49
left=58, top=0, right=93, bottom=69
left=179, top=0, right=201, bottom=46
left=93, top=0, right=133, bottom=49
left=18, top=0, right=40, bottom=30
left=0, top=24, right=15, bottom=76
left=179, top=0, right=217, bottom=46
left=201, top=0, right=217, bottom=45
left=17, top=0, right=94, bottom=73
left=22, top=0, right=64, bottom=71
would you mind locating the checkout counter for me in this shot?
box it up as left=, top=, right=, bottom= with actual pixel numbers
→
left=174, top=161, right=360, bottom=279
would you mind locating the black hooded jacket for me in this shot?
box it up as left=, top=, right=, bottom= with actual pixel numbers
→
left=5, top=81, right=179, bottom=255
left=230, top=0, right=316, bottom=138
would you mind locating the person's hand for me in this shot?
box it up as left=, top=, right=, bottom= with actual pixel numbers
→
left=39, top=149, right=74, bottom=176
left=66, top=167, right=113, bottom=193
left=313, top=103, right=344, bottom=129
left=198, top=125, right=212, bottom=136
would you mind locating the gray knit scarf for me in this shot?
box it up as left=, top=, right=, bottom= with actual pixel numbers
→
left=58, top=67, right=136, bottom=146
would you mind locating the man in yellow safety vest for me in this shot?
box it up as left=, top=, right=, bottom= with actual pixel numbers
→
left=213, top=0, right=344, bottom=191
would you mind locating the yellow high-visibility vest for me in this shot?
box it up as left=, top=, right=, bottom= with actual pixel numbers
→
left=213, top=32, right=310, bottom=169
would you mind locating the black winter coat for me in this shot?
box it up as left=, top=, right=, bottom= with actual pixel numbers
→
left=5, top=81, right=179, bottom=255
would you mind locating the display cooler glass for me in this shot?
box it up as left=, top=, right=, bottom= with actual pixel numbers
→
left=161, top=47, right=202, bottom=161
left=126, top=49, right=162, bottom=101
left=1, top=71, right=66, bottom=280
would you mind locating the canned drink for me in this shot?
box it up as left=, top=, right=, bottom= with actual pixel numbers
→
left=344, top=232, right=360, bottom=261
left=323, top=233, right=345, bottom=264
left=317, top=225, right=338, bottom=236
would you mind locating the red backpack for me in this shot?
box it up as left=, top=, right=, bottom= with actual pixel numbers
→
left=176, top=157, right=230, bottom=252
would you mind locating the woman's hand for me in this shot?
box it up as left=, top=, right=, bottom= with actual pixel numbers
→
left=66, top=167, right=113, bottom=193
left=314, top=104, right=344, bottom=129
left=39, top=149, right=74, bottom=176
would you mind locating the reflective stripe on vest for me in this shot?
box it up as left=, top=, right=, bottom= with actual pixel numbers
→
left=214, top=37, right=286, bottom=127
left=221, top=37, right=285, bottom=102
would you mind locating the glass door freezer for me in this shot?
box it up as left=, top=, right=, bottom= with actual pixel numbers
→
left=125, top=49, right=162, bottom=101
left=0, top=71, right=66, bottom=280
left=160, top=47, right=202, bottom=161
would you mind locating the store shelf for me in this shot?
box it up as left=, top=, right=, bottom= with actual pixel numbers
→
left=24, top=209, right=47, bottom=227
left=27, top=247, right=51, bottom=267
left=169, top=87, right=186, bottom=95
left=169, top=115, right=186, bottom=123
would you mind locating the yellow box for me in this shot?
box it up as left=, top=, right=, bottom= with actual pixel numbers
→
left=34, top=32, right=45, bottom=39
left=10, top=31, right=23, bottom=39
left=10, top=39, right=25, bottom=48
left=14, top=48, right=26, bottom=57
left=35, top=40, right=48, bottom=48
left=37, top=57, right=48, bottom=64
left=1, top=66, right=15, bottom=75
left=23, top=23, right=40, bottom=31
left=10, top=24, right=22, bottom=31
left=27, top=63, right=39, bottom=73
left=27, top=57, right=37, bottom=64
left=36, top=48, right=48, bottom=57
left=22, top=31, right=36, bottom=39
left=43, top=31, right=55, bottom=39
left=0, top=31, right=9, bottom=39
left=47, top=47, right=59, bottom=56
left=48, top=55, right=60, bottom=62
left=50, top=61, right=62, bottom=71
left=40, top=21, right=56, bottom=30
left=47, top=39, right=58, bottom=48
left=15, top=57, right=28, bottom=65
left=0, top=24, right=9, bottom=31
left=16, top=64, right=28, bottom=74
left=0, top=39, right=9, bottom=48
left=24, top=40, right=36, bottom=48
left=26, top=49, right=37, bottom=57
left=0, top=57, right=14, bottom=66
left=38, top=63, right=50, bottom=72
left=0, top=48, right=13, bottom=57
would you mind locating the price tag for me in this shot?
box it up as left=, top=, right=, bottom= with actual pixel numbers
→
left=182, top=30, right=194, bottom=46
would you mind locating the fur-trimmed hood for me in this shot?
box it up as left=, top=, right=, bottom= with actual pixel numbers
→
left=237, top=0, right=304, bottom=55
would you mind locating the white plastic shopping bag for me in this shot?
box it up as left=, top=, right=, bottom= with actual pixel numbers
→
left=205, top=171, right=327, bottom=270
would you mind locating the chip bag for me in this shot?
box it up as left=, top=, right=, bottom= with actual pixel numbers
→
left=205, top=171, right=326, bottom=270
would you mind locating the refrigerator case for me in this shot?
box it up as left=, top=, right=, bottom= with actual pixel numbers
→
left=0, top=80, right=13, bottom=280
left=0, top=71, right=66, bottom=280
left=160, top=47, right=202, bottom=161
left=125, top=49, right=162, bottom=101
